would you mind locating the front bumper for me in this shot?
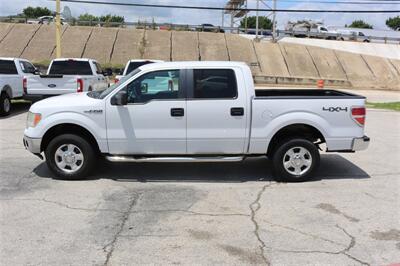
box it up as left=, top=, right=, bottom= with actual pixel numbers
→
left=352, top=135, right=370, bottom=151
left=23, top=135, right=42, bottom=154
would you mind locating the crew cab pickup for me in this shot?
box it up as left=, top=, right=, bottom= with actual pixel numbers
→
left=114, top=59, right=163, bottom=83
left=24, top=58, right=110, bottom=101
left=23, top=61, right=369, bottom=181
left=0, top=58, right=38, bottom=116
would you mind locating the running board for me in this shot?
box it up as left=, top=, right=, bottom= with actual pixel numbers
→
left=105, top=155, right=245, bottom=163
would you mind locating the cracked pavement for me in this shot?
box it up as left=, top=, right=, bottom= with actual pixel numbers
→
left=0, top=102, right=399, bottom=265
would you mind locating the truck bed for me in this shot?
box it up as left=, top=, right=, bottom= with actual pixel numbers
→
left=254, top=89, right=365, bottom=99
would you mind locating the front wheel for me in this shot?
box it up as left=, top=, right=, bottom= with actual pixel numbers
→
left=271, top=138, right=320, bottom=182
left=45, top=134, right=96, bottom=180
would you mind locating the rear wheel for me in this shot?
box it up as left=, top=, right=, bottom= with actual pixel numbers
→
left=271, top=138, right=320, bottom=182
left=0, top=92, right=11, bottom=116
left=45, top=134, right=96, bottom=180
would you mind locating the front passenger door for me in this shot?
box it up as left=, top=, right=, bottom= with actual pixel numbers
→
left=106, top=69, right=187, bottom=155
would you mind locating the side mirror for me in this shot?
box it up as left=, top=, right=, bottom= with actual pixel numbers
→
left=33, top=68, right=41, bottom=75
left=141, top=83, right=148, bottom=93
left=111, top=90, right=128, bottom=106
left=103, top=68, right=113, bottom=76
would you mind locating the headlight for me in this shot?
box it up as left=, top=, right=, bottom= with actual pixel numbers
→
left=26, top=112, right=41, bottom=128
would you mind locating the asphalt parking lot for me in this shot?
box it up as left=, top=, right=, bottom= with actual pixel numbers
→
left=0, top=101, right=399, bottom=265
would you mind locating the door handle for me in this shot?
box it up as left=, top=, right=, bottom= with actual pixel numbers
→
left=231, top=107, right=244, bottom=116
left=171, top=108, right=184, bottom=117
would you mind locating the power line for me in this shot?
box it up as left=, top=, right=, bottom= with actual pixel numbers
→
left=268, top=0, right=400, bottom=4
left=51, top=0, right=400, bottom=13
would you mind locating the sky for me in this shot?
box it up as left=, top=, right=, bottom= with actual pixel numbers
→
left=0, top=0, right=399, bottom=30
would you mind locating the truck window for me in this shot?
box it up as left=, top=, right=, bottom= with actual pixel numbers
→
left=126, top=61, right=153, bottom=74
left=49, top=60, right=92, bottom=75
left=20, top=61, right=36, bottom=74
left=94, top=62, right=103, bottom=74
left=192, top=69, right=237, bottom=99
left=0, top=60, right=18, bottom=74
left=126, top=70, right=181, bottom=104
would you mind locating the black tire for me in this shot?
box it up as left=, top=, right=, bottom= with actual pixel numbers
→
left=45, top=134, right=96, bottom=180
left=271, top=138, right=320, bottom=182
left=0, top=92, right=11, bottom=116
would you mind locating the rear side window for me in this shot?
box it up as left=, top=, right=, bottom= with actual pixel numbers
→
left=193, top=69, right=237, bottom=99
left=49, top=60, right=93, bottom=75
left=126, top=61, right=154, bottom=74
left=0, top=60, right=18, bottom=74
left=20, top=61, right=36, bottom=74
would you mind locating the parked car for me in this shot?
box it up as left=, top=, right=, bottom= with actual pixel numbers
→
left=24, top=58, right=110, bottom=101
left=114, top=59, right=163, bottom=83
left=23, top=61, right=369, bottom=181
left=0, top=58, right=38, bottom=116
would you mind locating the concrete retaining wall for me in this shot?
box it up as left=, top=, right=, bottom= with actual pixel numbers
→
left=172, top=31, right=199, bottom=61
left=110, top=28, right=144, bottom=66
left=82, top=27, right=118, bottom=64
left=143, top=30, right=171, bottom=61
left=0, top=24, right=40, bottom=58
left=0, top=23, right=14, bottom=42
left=21, top=25, right=67, bottom=62
left=51, top=26, right=92, bottom=59
left=1, top=23, right=399, bottom=90
left=198, top=32, right=228, bottom=61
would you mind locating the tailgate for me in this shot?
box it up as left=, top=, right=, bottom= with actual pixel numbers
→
left=26, top=75, right=78, bottom=95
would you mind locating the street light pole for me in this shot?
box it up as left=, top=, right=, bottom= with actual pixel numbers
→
left=55, top=0, right=62, bottom=58
left=255, top=0, right=259, bottom=39
left=272, top=0, right=277, bottom=42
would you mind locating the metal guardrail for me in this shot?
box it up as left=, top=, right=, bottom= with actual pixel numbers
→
left=1, top=16, right=399, bottom=43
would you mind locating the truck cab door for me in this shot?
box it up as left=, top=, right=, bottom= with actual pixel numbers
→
left=186, top=68, right=248, bottom=154
left=105, top=69, right=187, bottom=155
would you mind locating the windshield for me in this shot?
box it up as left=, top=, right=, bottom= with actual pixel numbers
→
left=89, top=68, right=142, bottom=99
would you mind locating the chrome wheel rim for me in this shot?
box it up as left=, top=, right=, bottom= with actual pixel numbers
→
left=282, top=146, right=312, bottom=176
left=54, top=144, right=84, bottom=173
left=3, top=98, right=10, bottom=113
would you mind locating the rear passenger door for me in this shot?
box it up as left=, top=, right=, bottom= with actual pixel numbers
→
left=186, top=68, right=248, bottom=154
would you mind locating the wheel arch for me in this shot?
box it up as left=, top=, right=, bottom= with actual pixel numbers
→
left=40, top=123, right=101, bottom=153
left=1, top=85, right=12, bottom=98
left=266, top=123, right=325, bottom=157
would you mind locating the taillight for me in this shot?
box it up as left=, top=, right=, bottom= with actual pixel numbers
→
left=77, top=78, right=83, bottom=92
left=23, top=77, right=27, bottom=94
left=351, top=107, right=366, bottom=126
left=114, top=78, right=119, bottom=83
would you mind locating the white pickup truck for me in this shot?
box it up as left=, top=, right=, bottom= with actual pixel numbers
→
left=0, top=58, right=38, bottom=116
left=23, top=61, right=369, bottom=182
left=114, top=59, right=163, bottom=83
left=24, top=58, right=110, bottom=101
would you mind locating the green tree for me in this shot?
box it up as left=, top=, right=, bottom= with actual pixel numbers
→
left=386, top=16, right=400, bottom=30
left=77, top=13, right=99, bottom=26
left=99, top=14, right=125, bottom=27
left=348, top=20, right=373, bottom=29
left=22, top=6, right=52, bottom=18
left=240, top=16, right=273, bottom=30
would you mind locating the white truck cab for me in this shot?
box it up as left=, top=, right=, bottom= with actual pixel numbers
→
left=24, top=58, right=110, bottom=101
left=23, top=61, right=369, bottom=182
left=0, top=57, right=37, bottom=116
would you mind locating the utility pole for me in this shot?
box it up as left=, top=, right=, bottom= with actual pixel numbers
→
left=272, top=0, right=277, bottom=42
left=255, top=0, right=259, bottom=39
left=55, top=0, right=62, bottom=58
left=244, top=0, right=248, bottom=33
